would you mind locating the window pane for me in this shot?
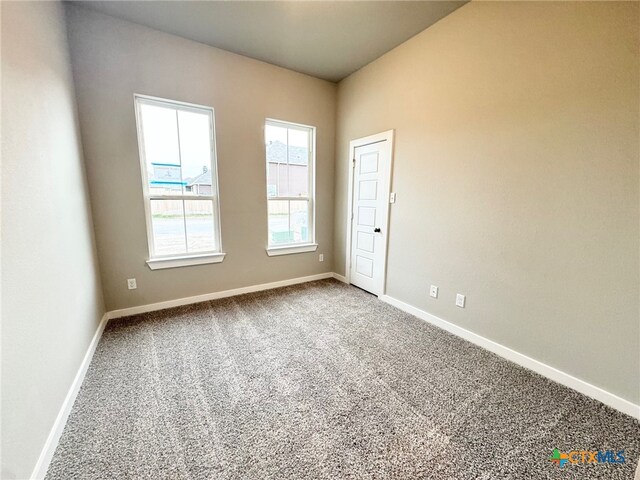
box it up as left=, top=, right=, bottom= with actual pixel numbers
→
left=151, top=199, right=186, bottom=256
left=290, top=200, right=309, bottom=243
left=288, top=163, right=308, bottom=197
left=265, top=124, right=287, bottom=164
left=140, top=104, right=182, bottom=195
left=287, top=128, right=309, bottom=197
left=288, top=128, right=309, bottom=164
left=178, top=110, right=213, bottom=197
left=268, top=200, right=291, bottom=245
left=277, top=163, right=290, bottom=197
left=266, top=162, right=278, bottom=198
left=185, top=200, right=215, bottom=253
left=265, top=121, right=313, bottom=247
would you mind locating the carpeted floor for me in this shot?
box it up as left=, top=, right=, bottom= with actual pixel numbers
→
left=46, top=279, right=639, bottom=479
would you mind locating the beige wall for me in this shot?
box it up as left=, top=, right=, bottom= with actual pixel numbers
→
left=65, top=6, right=337, bottom=311
left=335, top=1, right=640, bottom=403
left=1, top=2, right=106, bottom=478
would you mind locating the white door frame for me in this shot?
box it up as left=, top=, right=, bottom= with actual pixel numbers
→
left=345, top=130, right=395, bottom=295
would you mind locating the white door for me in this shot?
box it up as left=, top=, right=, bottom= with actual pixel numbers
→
left=349, top=137, right=392, bottom=296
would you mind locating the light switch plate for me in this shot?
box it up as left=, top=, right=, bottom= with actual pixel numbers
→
left=430, top=285, right=438, bottom=298
left=389, top=192, right=396, bottom=203
left=456, top=294, right=465, bottom=308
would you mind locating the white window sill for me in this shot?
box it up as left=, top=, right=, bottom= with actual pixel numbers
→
left=146, top=252, right=226, bottom=270
left=266, top=243, right=318, bottom=257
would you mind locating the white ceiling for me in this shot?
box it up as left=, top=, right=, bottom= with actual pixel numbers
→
left=70, top=1, right=467, bottom=82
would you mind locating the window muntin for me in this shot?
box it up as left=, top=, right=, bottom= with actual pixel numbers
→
left=265, top=119, right=315, bottom=247
left=135, top=95, right=222, bottom=260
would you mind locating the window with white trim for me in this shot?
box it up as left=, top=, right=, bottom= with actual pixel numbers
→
left=134, top=95, right=224, bottom=269
left=265, top=119, right=316, bottom=254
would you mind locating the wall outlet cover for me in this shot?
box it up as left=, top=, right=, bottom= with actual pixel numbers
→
left=430, top=285, right=438, bottom=298
left=456, top=293, right=465, bottom=308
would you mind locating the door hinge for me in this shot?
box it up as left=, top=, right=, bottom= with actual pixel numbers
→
left=352, top=158, right=356, bottom=167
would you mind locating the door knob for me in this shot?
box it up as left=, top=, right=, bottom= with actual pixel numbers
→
left=374, top=227, right=381, bottom=233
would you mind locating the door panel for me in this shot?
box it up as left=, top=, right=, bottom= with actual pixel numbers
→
left=356, top=231, right=375, bottom=253
left=358, top=180, right=377, bottom=200
left=360, top=152, right=379, bottom=174
left=349, top=140, right=390, bottom=295
left=358, top=206, right=376, bottom=227
left=356, top=255, right=374, bottom=277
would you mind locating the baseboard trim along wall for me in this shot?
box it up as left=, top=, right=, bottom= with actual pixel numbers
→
left=332, top=272, right=347, bottom=283
left=31, top=273, right=639, bottom=479
left=107, top=272, right=335, bottom=320
left=379, top=294, right=640, bottom=420
left=30, top=312, right=110, bottom=480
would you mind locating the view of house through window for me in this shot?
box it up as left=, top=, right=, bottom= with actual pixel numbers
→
left=135, top=95, right=221, bottom=258
left=265, top=120, right=315, bottom=247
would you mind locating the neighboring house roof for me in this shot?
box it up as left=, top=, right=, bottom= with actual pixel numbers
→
left=184, top=141, right=307, bottom=188
left=187, top=170, right=212, bottom=186
left=267, top=140, right=308, bottom=165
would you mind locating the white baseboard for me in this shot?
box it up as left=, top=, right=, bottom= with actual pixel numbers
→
left=332, top=272, right=347, bottom=283
left=30, top=312, right=109, bottom=480
left=107, top=272, right=335, bottom=320
left=380, top=294, right=640, bottom=420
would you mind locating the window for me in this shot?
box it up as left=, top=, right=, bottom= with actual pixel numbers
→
left=134, top=95, right=224, bottom=269
left=265, top=119, right=317, bottom=255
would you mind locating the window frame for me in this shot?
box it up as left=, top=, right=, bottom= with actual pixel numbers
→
left=134, top=94, right=225, bottom=269
left=264, top=118, right=317, bottom=256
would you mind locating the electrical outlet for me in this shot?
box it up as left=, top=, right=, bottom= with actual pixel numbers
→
left=430, top=285, right=439, bottom=298
left=319, top=254, right=324, bottom=262
left=389, top=192, right=397, bottom=203
left=456, top=293, right=466, bottom=308
left=127, top=278, right=137, bottom=290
